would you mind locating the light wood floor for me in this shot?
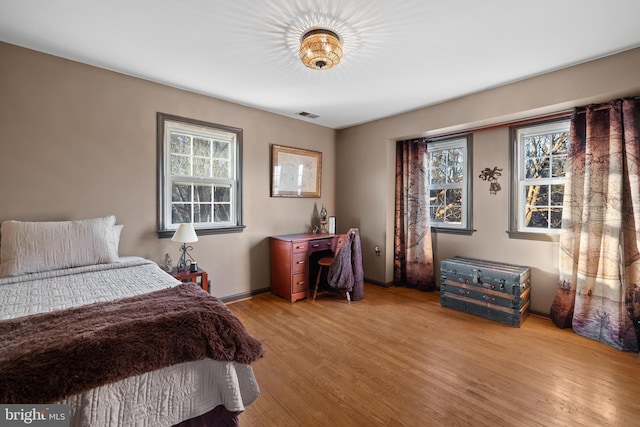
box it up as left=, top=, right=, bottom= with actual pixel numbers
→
left=227, top=284, right=640, bottom=426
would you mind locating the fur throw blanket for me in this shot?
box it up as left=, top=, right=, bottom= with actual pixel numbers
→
left=0, top=283, right=264, bottom=404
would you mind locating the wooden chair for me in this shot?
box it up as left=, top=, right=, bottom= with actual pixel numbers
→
left=312, top=233, right=351, bottom=302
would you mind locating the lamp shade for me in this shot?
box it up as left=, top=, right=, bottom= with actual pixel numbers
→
left=171, top=223, right=198, bottom=243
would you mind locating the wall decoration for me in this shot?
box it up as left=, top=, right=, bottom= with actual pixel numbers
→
left=271, top=144, right=322, bottom=197
left=479, top=166, right=503, bottom=195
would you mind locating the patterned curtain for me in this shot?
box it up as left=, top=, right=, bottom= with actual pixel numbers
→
left=550, top=98, right=640, bottom=352
left=393, top=138, right=435, bottom=291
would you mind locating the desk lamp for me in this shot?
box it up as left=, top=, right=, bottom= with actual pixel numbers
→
left=171, top=223, right=198, bottom=272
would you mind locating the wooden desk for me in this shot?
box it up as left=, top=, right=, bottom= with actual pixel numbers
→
left=270, top=233, right=345, bottom=302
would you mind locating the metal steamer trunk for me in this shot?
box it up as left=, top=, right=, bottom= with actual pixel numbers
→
left=440, top=257, right=531, bottom=327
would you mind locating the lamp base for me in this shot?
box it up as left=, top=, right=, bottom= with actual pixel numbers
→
left=177, top=243, right=192, bottom=272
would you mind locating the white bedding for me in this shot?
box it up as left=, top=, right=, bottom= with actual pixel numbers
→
left=0, top=257, right=260, bottom=427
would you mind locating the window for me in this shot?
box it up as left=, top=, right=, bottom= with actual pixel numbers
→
left=157, top=113, right=244, bottom=237
left=509, top=118, right=570, bottom=239
left=426, top=135, right=472, bottom=232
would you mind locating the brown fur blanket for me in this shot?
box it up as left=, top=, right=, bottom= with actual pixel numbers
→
left=0, top=283, right=264, bottom=404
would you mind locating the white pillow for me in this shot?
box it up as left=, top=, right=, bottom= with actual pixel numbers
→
left=0, top=216, right=119, bottom=277
left=113, top=224, right=124, bottom=254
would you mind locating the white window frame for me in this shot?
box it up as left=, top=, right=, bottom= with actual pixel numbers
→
left=509, top=118, right=570, bottom=240
left=426, top=135, right=473, bottom=233
left=157, top=113, right=244, bottom=237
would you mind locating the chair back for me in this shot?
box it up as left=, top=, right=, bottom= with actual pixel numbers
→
left=333, top=229, right=357, bottom=256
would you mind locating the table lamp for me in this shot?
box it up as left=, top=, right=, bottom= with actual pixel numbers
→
left=171, top=223, right=198, bottom=272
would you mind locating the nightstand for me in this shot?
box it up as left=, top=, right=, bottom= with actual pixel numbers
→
left=171, top=267, right=209, bottom=292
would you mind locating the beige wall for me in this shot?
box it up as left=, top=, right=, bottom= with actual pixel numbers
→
left=0, top=42, right=336, bottom=299
left=3, top=40, right=640, bottom=311
left=336, top=47, right=640, bottom=313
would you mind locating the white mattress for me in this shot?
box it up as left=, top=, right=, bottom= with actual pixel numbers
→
left=0, top=257, right=260, bottom=426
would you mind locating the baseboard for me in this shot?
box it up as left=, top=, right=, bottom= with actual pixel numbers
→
left=221, top=287, right=270, bottom=303
left=529, top=309, right=550, bottom=318
left=222, top=281, right=393, bottom=302
left=364, top=278, right=393, bottom=288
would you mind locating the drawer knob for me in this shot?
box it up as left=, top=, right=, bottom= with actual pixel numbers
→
left=296, top=260, right=305, bottom=265
left=312, top=244, right=320, bottom=248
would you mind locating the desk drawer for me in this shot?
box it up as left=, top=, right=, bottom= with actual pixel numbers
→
left=292, top=252, right=306, bottom=273
left=309, top=238, right=333, bottom=253
left=292, top=241, right=308, bottom=253
left=292, top=273, right=307, bottom=293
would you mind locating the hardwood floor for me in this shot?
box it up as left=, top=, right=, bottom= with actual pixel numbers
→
left=227, top=284, right=640, bottom=426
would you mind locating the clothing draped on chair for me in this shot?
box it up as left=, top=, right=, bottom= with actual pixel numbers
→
left=550, top=98, right=640, bottom=352
left=393, top=138, right=435, bottom=291
left=327, top=228, right=364, bottom=301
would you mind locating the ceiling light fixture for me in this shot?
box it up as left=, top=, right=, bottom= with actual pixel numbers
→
left=299, top=29, right=342, bottom=70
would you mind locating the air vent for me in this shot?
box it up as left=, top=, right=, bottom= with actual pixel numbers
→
left=297, top=111, right=320, bottom=119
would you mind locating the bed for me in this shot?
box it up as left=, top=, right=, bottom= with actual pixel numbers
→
left=0, top=216, right=263, bottom=426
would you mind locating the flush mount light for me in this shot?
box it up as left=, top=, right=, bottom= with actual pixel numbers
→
left=299, top=29, right=343, bottom=70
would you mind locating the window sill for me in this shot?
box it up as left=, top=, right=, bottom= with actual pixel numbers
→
left=158, top=225, right=246, bottom=239
left=506, top=230, right=559, bottom=242
left=431, top=227, right=476, bottom=236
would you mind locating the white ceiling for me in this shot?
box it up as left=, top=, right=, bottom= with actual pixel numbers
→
left=1, top=0, right=640, bottom=129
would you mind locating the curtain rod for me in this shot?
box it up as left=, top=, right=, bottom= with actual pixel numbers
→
left=573, top=96, right=640, bottom=114
left=418, top=96, right=640, bottom=141
left=421, top=110, right=572, bottom=142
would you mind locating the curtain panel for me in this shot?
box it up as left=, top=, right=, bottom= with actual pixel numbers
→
left=393, top=138, right=435, bottom=291
left=550, top=98, right=640, bottom=352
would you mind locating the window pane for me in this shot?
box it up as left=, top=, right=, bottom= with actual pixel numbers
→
left=429, top=206, right=441, bottom=222
left=524, top=159, right=536, bottom=179
left=551, top=184, right=564, bottom=206
left=445, top=188, right=462, bottom=206
left=524, top=135, right=550, bottom=157
left=172, top=183, right=191, bottom=202
left=525, top=185, right=548, bottom=206
left=525, top=158, right=550, bottom=179
left=194, top=204, right=212, bottom=223
left=212, top=140, right=230, bottom=158
left=214, top=186, right=231, bottom=203
left=171, top=155, right=191, bottom=176
left=171, top=133, right=191, bottom=155
left=526, top=208, right=549, bottom=228
left=214, top=204, right=231, bottom=222
left=445, top=188, right=462, bottom=224
left=446, top=206, right=462, bottom=224
left=194, top=185, right=212, bottom=202
left=429, top=152, right=446, bottom=184
left=551, top=132, right=569, bottom=155
left=430, top=188, right=443, bottom=202
left=552, top=157, right=566, bottom=178
left=193, top=137, right=211, bottom=157
left=550, top=208, right=563, bottom=229
left=212, top=159, right=230, bottom=179
left=172, top=204, right=191, bottom=224
left=447, top=149, right=464, bottom=183
left=193, top=157, right=211, bottom=178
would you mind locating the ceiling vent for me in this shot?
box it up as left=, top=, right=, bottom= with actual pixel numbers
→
left=298, top=111, right=320, bottom=119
